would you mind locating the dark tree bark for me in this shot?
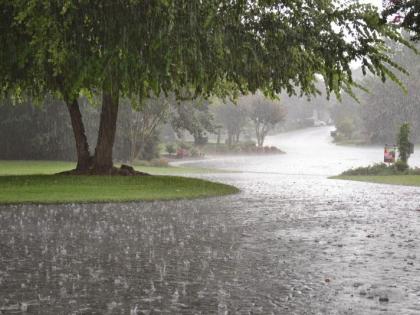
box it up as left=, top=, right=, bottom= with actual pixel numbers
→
left=65, top=99, right=92, bottom=171
left=226, top=132, right=233, bottom=146
left=235, top=130, right=240, bottom=144
left=93, top=86, right=120, bottom=173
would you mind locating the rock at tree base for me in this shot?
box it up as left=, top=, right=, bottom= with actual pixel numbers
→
left=57, top=164, right=150, bottom=176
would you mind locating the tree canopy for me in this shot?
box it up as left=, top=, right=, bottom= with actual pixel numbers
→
left=240, top=93, right=286, bottom=147
left=0, top=0, right=411, bottom=173
left=383, top=0, right=420, bottom=40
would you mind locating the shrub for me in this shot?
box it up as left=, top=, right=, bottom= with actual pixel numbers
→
left=165, top=144, right=176, bottom=155
left=339, top=161, right=420, bottom=176
left=239, top=140, right=256, bottom=152
left=335, top=118, right=355, bottom=139
left=178, top=142, right=191, bottom=150
left=176, top=148, right=189, bottom=158
left=394, top=160, right=408, bottom=172
left=194, top=135, right=208, bottom=146
left=190, top=147, right=201, bottom=157
left=137, top=131, right=160, bottom=161
left=410, top=167, right=420, bottom=175
left=341, top=163, right=397, bottom=176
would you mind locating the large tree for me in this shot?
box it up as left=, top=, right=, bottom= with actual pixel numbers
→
left=0, top=0, right=410, bottom=174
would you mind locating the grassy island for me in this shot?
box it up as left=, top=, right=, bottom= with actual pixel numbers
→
left=332, top=162, right=420, bottom=188
left=0, top=161, right=239, bottom=204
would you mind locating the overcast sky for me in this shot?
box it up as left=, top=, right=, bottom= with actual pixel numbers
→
left=365, top=0, right=382, bottom=10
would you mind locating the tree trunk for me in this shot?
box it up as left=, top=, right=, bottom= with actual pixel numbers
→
left=93, top=86, right=120, bottom=173
left=227, top=131, right=233, bottom=146
left=255, top=123, right=262, bottom=147
left=235, top=130, right=241, bottom=144
left=65, top=99, right=92, bottom=171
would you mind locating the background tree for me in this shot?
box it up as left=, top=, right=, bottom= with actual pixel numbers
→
left=329, top=37, right=420, bottom=144
left=242, top=93, right=287, bottom=147
left=170, top=98, right=214, bottom=146
left=214, top=100, right=249, bottom=145
left=397, top=122, right=411, bottom=170
left=119, top=96, right=170, bottom=163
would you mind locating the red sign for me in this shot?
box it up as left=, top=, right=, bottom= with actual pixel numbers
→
left=384, top=145, right=396, bottom=163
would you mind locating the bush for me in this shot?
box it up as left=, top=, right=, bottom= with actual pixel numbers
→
left=394, top=160, right=408, bottom=172
left=410, top=167, right=420, bottom=175
left=178, top=142, right=191, bottom=150
left=136, top=131, right=160, bottom=161
left=176, top=148, right=189, bottom=158
left=194, top=135, right=208, bottom=146
left=165, top=144, right=176, bottom=155
left=335, top=118, right=355, bottom=139
left=239, top=140, right=257, bottom=153
left=340, top=162, right=420, bottom=176
left=341, top=163, right=398, bottom=176
left=190, top=147, right=201, bottom=157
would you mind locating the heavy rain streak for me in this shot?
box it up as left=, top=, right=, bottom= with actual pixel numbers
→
left=2, top=0, right=420, bottom=314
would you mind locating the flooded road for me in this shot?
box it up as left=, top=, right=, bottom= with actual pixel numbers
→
left=1, top=127, right=420, bottom=314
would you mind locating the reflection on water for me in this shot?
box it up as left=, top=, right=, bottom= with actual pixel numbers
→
left=2, top=127, right=420, bottom=314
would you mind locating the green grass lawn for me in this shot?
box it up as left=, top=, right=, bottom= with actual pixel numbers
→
left=333, top=175, right=420, bottom=187
left=0, top=161, right=239, bottom=204
left=0, top=160, right=227, bottom=176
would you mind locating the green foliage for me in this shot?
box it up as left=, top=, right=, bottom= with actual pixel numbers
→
left=189, top=147, right=201, bottom=157
left=2, top=0, right=413, bottom=103
left=340, top=162, right=420, bottom=176
left=171, top=98, right=214, bottom=143
left=394, top=159, right=408, bottom=172
left=383, top=0, right=420, bottom=41
left=341, top=163, right=399, bottom=176
left=241, top=92, right=286, bottom=147
left=165, top=144, right=176, bottom=155
left=0, top=98, right=76, bottom=160
left=335, top=118, right=355, bottom=139
left=178, top=142, right=191, bottom=150
left=214, top=100, right=248, bottom=145
left=136, top=131, right=160, bottom=161
left=397, top=123, right=411, bottom=166
left=1, top=0, right=415, bottom=168
left=239, top=141, right=258, bottom=152
left=330, top=38, right=420, bottom=145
